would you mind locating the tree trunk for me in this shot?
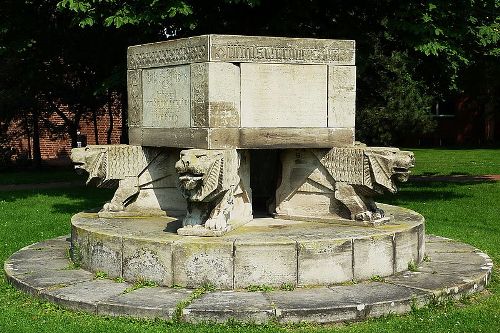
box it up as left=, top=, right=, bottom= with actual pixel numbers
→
left=92, top=109, right=99, bottom=145
left=120, top=92, right=128, bottom=144
left=31, top=111, right=42, bottom=168
left=106, top=90, right=113, bottom=144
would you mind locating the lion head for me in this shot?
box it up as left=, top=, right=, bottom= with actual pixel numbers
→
left=70, top=146, right=107, bottom=186
left=175, top=149, right=239, bottom=202
left=365, top=148, right=414, bottom=193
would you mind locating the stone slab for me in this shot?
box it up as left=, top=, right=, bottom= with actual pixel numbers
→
left=139, top=127, right=355, bottom=149
left=233, top=238, right=297, bottom=289
left=98, top=287, right=192, bottom=319
left=5, top=234, right=493, bottom=324
left=142, top=65, right=191, bottom=128
left=328, top=65, right=356, bottom=128
left=172, top=238, right=234, bottom=289
left=297, top=239, right=353, bottom=285
left=41, top=279, right=129, bottom=313
left=184, top=291, right=274, bottom=323
left=240, top=63, right=327, bottom=128
left=394, top=226, right=420, bottom=272
left=122, top=237, right=173, bottom=286
left=127, top=35, right=355, bottom=69
left=6, top=268, right=94, bottom=295
left=353, top=234, right=394, bottom=280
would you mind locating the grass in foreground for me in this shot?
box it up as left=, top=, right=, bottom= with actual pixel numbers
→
left=0, top=149, right=499, bottom=332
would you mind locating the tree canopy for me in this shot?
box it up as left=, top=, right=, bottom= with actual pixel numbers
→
left=1, top=0, right=499, bottom=150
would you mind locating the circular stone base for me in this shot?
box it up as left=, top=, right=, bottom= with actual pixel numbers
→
left=70, top=204, right=425, bottom=289
left=4, top=235, right=492, bottom=324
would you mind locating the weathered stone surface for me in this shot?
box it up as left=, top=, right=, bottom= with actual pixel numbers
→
left=184, top=291, right=274, bottom=323
left=70, top=205, right=424, bottom=288
left=297, top=239, right=353, bottom=285
left=394, top=226, right=420, bottom=272
left=127, top=35, right=355, bottom=69
left=6, top=268, right=94, bottom=295
left=353, top=234, right=394, bottom=280
left=191, top=62, right=240, bottom=128
left=142, top=65, right=191, bottom=128
left=127, top=69, right=143, bottom=128
left=328, top=65, right=356, bottom=128
left=122, top=237, right=173, bottom=286
left=234, top=238, right=297, bottom=289
left=172, top=238, right=234, bottom=289
left=240, top=63, right=327, bottom=128
left=87, top=232, right=122, bottom=278
left=275, top=148, right=415, bottom=224
left=98, top=287, right=192, bottom=319
left=386, top=270, right=491, bottom=297
left=70, top=145, right=185, bottom=216
left=41, top=279, right=129, bottom=313
left=329, top=282, right=428, bottom=319
left=5, top=234, right=493, bottom=324
left=175, top=149, right=252, bottom=236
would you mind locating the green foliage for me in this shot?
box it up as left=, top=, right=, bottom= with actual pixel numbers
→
left=124, top=278, right=158, bottom=293
left=94, top=271, right=109, bottom=280
left=370, top=275, right=385, bottom=282
left=356, top=50, right=435, bottom=145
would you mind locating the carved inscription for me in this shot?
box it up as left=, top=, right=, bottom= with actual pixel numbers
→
left=127, top=35, right=355, bottom=69
left=127, top=70, right=142, bottom=127
left=142, top=66, right=191, bottom=128
left=211, top=44, right=353, bottom=64
left=190, top=63, right=209, bottom=127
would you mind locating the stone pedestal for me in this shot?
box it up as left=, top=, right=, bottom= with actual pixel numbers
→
left=71, top=204, right=424, bottom=289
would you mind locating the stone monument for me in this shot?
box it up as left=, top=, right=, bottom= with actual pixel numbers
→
left=5, top=35, right=492, bottom=324
left=67, top=34, right=423, bottom=287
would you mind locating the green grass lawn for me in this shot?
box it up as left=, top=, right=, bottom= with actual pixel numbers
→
left=0, top=149, right=499, bottom=332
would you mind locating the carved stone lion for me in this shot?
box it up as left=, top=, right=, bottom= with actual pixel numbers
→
left=175, top=149, right=252, bottom=236
left=71, top=145, right=185, bottom=216
left=275, top=146, right=414, bottom=225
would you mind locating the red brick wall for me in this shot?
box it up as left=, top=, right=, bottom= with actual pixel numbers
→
left=7, top=102, right=123, bottom=165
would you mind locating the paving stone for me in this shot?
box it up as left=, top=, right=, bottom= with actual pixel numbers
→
left=41, top=279, right=129, bottom=313
left=4, top=257, right=71, bottom=275
left=268, top=287, right=359, bottom=323
left=8, top=246, right=68, bottom=262
left=6, top=268, right=94, bottom=295
left=425, top=240, right=477, bottom=254
left=98, top=287, right=192, bottom=319
left=185, top=291, right=274, bottom=323
left=386, top=270, right=489, bottom=297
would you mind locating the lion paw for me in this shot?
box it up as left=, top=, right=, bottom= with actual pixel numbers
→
left=103, top=202, right=125, bottom=212
left=205, top=216, right=227, bottom=231
left=355, top=209, right=384, bottom=222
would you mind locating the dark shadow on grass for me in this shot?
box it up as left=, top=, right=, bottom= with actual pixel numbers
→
left=0, top=186, right=114, bottom=215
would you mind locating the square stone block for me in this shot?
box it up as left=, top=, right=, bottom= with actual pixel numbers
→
left=142, top=65, right=191, bottom=128
left=241, top=63, right=327, bottom=128
left=191, top=62, right=240, bottom=128
left=122, top=237, right=173, bottom=286
left=353, top=234, right=394, bottom=280
left=172, top=239, right=234, bottom=289
left=87, top=232, right=123, bottom=278
left=298, top=239, right=353, bottom=285
left=394, top=227, right=419, bottom=272
left=234, top=239, right=297, bottom=288
left=328, top=90, right=355, bottom=128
